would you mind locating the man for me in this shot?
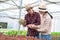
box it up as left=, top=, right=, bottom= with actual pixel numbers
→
left=38, top=3, right=52, bottom=40
left=24, top=4, right=41, bottom=38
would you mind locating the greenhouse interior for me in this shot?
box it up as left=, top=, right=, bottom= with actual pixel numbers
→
left=0, top=0, right=60, bottom=40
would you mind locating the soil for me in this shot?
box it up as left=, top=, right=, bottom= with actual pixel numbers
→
left=0, top=33, right=60, bottom=40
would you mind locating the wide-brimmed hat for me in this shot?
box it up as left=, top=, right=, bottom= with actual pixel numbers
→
left=39, top=3, right=47, bottom=12
left=25, top=4, right=33, bottom=11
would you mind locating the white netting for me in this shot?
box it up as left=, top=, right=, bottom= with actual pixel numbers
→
left=0, top=0, right=9, bottom=2
left=49, top=0, right=60, bottom=2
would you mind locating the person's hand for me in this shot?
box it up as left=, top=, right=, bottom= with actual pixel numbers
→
left=27, top=24, right=38, bottom=29
left=31, top=24, right=39, bottom=29
left=27, top=24, right=32, bottom=28
left=41, top=29, right=47, bottom=33
left=37, top=29, right=47, bottom=33
left=27, top=24, right=39, bottom=29
left=40, top=31, right=47, bottom=33
left=31, top=24, right=35, bottom=27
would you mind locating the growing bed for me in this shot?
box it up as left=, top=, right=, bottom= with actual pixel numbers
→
left=0, top=29, right=60, bottom=40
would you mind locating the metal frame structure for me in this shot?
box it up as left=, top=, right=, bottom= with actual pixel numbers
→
left=0, top=0, right=60, bottom=32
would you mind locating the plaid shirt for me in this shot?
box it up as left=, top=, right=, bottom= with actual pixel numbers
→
left=25, top=12, right=41, bottom=36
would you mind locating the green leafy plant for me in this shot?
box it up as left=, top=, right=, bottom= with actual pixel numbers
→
left=51, top=32, right=60, bottom=36
left=5, top=30, right=18, bottom=35
left=4, top=30, right=27, bottom=36
left=19, top=30, right=27, bottom=35
left=0, top=29, right=60, bottom=36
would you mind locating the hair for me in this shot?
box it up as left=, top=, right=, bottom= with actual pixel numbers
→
left=48, top=13, right=53, bottom=19
left=26, top=7, right=33, bottom=11
left=45, top=11, right=53, bottom=19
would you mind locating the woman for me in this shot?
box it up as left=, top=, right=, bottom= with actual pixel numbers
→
left=38, top=3, right=53, bottom=40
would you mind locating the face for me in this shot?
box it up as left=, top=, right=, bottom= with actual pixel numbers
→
left=27, top=8, right=33, bottom=15
left=39, top=11, right=45, bottom=15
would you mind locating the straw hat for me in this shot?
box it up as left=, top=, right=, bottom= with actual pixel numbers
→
left=25, top=4, right=33, bottom=11
left=39, top=3, right=47, bottom=12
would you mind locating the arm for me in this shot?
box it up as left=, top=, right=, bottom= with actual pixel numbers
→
left=31, top=13, right=41, bottom=29
left=34, top=13, right=41, bottom=25
left=24, top=15, right=32, bottom=27
left=37, top=17, right=51, bottom=33
left=41, top=17, right=52, bottom=32
left=23, top=15, right=27, bottom=26
left=31, top=24, right=41, bottom=29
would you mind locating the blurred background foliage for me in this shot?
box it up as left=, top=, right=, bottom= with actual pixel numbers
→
left=0, top=29, right=60, bottom=36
